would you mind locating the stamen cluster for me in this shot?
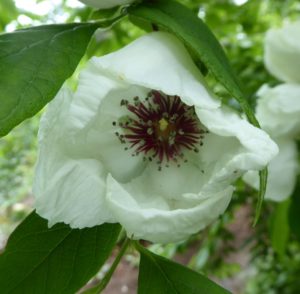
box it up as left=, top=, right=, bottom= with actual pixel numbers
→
left=113, top=90, right=207, bottom=167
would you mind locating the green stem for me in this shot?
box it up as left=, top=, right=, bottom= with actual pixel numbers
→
left=95, top=8, right=128, bottom=28
left=83, top=238, right=131, bottom=294
left=99, top=237, right=131, bottom=292
left=253, top=168, right=268, bottom=226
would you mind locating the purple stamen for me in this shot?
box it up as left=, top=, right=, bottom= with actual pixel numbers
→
left=115, top=90, right=207, bottom=165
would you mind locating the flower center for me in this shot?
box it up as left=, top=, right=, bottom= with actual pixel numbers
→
left=113, top=90, right=207, bottom=168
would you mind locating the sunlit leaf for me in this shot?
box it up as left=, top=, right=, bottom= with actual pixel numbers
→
left=0, top=0, right=17, bottom=31
left=270, top=199, right=291, bottom=256
left=0, top=22, right=104, bottom=137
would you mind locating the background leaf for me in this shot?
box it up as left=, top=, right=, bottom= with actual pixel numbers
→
left=289, top=180, right=300, bottom=241
left=0, top=22, right=100, bottom=137
left=270, top=199, right=291, bottom=256
left=0, top=212, right=121, bottom=294
left=0, top=0, right=17, bottom=31
left=136, top=243, right=231, bottom=294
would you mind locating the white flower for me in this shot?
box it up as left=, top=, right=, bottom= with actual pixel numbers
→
left=256, top=84, right=300, bottom=138
left=244, top=84, right=300, bottom=201
left=79, top=0, right=135, bottom=9
left=33, top=32, right=277, bottom=243
left=264, top=21, right=300, bottom=83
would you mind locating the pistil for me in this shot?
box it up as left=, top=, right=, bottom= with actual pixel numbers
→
left=113, top=90, right=207, bottom=168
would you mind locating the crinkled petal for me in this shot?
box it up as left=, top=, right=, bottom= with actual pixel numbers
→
left=79, top=0, right=135, bottom=9
left=196, top=107, right=279, bottom=183
left=264, top=21, right=300, bottom=83
left=243, top=138, right=299, bottom=201
left=33, top=88, right=115, bottom=227
left=35, top=157, right=115, bottom=228
left=256, top=84, right=300, bottom=138
left=106, top=174, right=233, bottom=244
left=89, top=32, right=220, bottom=110
left=67, top=66, right=127, bottom=131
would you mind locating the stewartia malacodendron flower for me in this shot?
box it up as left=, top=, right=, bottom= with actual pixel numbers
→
left=264, top=21, right=300, bottom=83
left=79, top=0, right=135, bottom=9
left=244, top=84, right=300, bottom=202
left=244, top=21, right=300, bottom=202
left=33, top=32, right=277, bottom=243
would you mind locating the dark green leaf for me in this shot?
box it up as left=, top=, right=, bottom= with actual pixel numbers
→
left=270, top=199, right=291, bottom=256
left=128, top=0, right=267, bottom=223
left=0, top=211, right=121, bottom=294
left=289, top=181, right=300, bottom=241
left=136, top=243, right=231, bottom=294
left=0, top=22, right=99, bottom=137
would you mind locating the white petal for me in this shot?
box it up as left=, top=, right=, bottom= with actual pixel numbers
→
left=256, top=84, right=300, bottom=138
left=123, top=162, right=206, bottom=201
left=67, top=66, right=127, bottom=131
left=196, top=106, right=279, bottom=176
left=243, top=139, right=299, bottom=202
left=37, top=87, right=72, bottom=143
left=34, top=157, right=115, bottom=228
left=90, top=32, right=220, bottom=110
left=87, top=127, right=147, bottom=183
left=65, top=66, right=150, bottom=181
left=188, top=132, right=242, bottom=189
left=264, top=21, right=300, bottom=83
left=33, top=87, right=115, bottom=227
left=106, top=174, right=233, bottom=244
left=79, top=0, right=134, bottom=9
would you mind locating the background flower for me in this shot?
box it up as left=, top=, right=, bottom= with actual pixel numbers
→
left=244, top=85, right=300, bottom=201
left=264, top=21, right=300, bottom=83
left=33, top=32, right=277, bottom=243
left=244, top=21, right=300, bottom=202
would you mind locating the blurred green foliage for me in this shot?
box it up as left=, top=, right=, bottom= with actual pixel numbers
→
left=0, top=0, right=17, bottom=31
left=0, top=0, right=300, bottom=292
left=0, top=117, right=38, bottom=249
left=0, top=118, right=38, bottom=205
left=246, top=242, right=300, bottom=294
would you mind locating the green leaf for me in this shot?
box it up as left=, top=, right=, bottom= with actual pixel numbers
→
left=128, top=0, right=267, bottom=224
left=136, top=243, right=231, bottom=294
left=0, top=212, right=121, bottom=294
left=270, top=199, right=291, bottom=256
left=289, top=181, right=300, bottom=241
left=0, top=22, right=99, bottom=137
